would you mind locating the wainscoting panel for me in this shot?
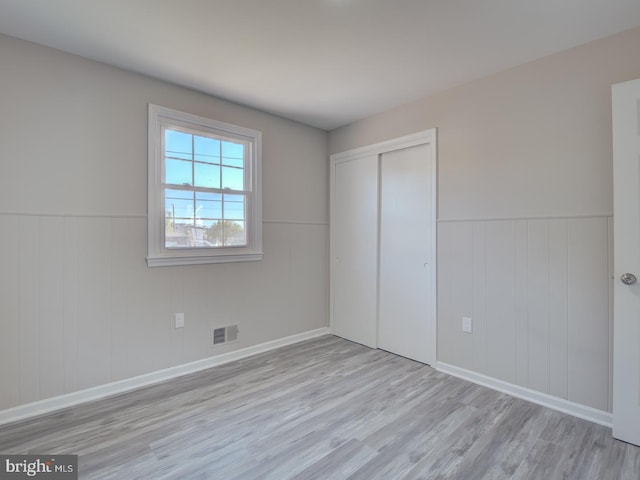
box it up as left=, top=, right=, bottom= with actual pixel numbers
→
left=485, top=220, right=517, bottom=384
left=567, top=217, right=610, bottom=411
left=62, top=217, right=79, bottom=395
left=471, top=222, right=487, bottom=374
left=0, top=213, right=328, bottom=412
left=548, top=219, right=569, bottom=401
left=38, top=216, right=65, bottom=402
left=18, top=216, right=39, bottom=406
left=438, top=216, right=612, bottom=412
left=526, top=219, right=550, bottom=394
left=77, top=217, right=113, bottom=391
left=0, top=215, right=19, bottom=409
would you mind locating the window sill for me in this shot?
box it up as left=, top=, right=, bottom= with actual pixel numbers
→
left=146, top=251, right=263, bottom=267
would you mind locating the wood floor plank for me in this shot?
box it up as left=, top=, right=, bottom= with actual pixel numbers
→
left=0, top=335, right=637, bottom=480
left=289, top=438, right=379, bottom=480
left=621, top=443, right=640, bottom=480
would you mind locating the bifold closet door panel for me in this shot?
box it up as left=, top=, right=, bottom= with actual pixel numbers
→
left=332, top=155, right=378, bottom=348
left=378, top=144, right=435, bottom=364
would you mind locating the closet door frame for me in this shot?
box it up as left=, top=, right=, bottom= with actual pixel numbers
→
left=329, top=129, right=437, bottom=363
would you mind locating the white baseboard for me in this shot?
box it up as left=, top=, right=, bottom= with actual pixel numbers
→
left=435, top=361, right=613, bottom=428
left=0, top=327, right=330, bottom=427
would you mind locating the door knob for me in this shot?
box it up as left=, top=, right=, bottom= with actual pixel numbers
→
left=620, top=273, right=637, bottom=285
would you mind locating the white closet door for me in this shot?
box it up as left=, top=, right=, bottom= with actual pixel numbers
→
left=612, top=78, right=640, bottom=446
left=378, top=144, right=435, bottom=365
left=332, top=155, right=378, bottom=348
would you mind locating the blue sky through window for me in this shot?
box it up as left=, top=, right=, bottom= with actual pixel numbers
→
left=165, top=129, right=244, bottom=190
left=164, top=128, right=247, bottom=245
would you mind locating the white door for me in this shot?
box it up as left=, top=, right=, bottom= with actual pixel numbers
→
left=331, top=155, right=378, bottom=348
left=612, top=78, right=640, bottom=446
left=378, top=144, right=436, bottom=365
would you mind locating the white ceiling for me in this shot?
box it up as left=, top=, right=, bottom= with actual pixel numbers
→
left=0, top=0, right=639, bottom=130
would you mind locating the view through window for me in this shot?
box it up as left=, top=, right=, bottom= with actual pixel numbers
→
left=163, top=128, right=248, bottom=249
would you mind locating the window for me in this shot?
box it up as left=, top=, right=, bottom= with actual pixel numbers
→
left=147, top=105, right=262, bottom=266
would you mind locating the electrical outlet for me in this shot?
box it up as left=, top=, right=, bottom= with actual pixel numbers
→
left=462, top=317, right=473, bottom=334
left=175, top=313, right=185, bottom=329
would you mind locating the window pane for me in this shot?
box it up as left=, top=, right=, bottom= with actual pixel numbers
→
left=224, top=221, right=246, bottom=246
left=165, top=187, right=196, bottom=249
left=167, top=220, right=209, bottom=248
left=205, top=220, right=225, bottom=246
left=205, top=220, right=246, bottom=247
left=165, top=130, right=192, bottom=160
left=165, top=188, right=193, bottom=200
left=200, top=219, right=215, bottom=229
left=196, top=192, right=222, bottom=219
left=194, top=162, right=219, bottom=188
left=165, top=189, right=194, bottom=225
left=221, top=141, right=244, bottom=168
left=222, top=166, right=244, bottom=190
left=224, top=194, right=245, bottom=220
left=165, top=225, right=191, bottom=248
left=166, top=159, right=193, bottom=186
left=165, top=197, right=194, bottom=220
left=194, top=136, right=220, bottom=163
left=172, top=217, right=194, bottom=227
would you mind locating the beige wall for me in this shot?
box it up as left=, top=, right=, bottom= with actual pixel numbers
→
left=330, top=27, right=640, bottom=220
left=329, top=27, right=640, bottom=412
left=3, top=24, right=639, bottom=415
left=0, top=34, right=329, bottom=410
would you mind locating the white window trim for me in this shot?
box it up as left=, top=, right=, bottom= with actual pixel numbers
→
left=147, top=104, right=263, bottom=267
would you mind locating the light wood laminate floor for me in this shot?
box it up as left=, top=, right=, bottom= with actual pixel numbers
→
left=1, top=335, right=638, bottom=479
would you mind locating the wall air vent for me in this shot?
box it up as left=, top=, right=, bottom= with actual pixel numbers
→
left=211, top=324, right=239, bottom=347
